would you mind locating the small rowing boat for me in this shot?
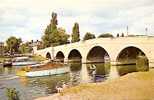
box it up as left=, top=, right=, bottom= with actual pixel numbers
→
left=16, top=63, right=70, bottom=77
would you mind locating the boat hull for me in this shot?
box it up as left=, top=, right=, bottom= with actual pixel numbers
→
left=3, top=62, right=12, bottom=67
left=17, top=67, right=70, bottom=77
left=12, top=61, right=38, bottom=66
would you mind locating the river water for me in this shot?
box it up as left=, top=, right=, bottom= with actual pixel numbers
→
left=0, top=63, right=143, bottom=100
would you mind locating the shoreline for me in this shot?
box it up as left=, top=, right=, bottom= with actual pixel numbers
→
left=35, top=69, right=154, bottom=100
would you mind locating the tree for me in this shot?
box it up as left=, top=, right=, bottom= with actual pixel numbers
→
left=6, top=88, right=20, bottom=100
left=42, top=12, right=69, bottom=47
left=6, top=36, right=22, bottom=55
left=83, top=32, right=96, bottom=40
left=121, top=33, right=124, bottom=37
left=98, top=33, right=113, bottom=38
left=42, top=12, right=58, bottom=47
left=71, top=22, right=80, bottom=43
left=57, top=28, right=70, bottom=45
left=19, top=43, right=32, bottom=54
left=3, top=46, right=9, bottom=54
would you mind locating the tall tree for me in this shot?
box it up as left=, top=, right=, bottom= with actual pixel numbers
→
left=42, top=12, right=69, bottom=47
left=42, top=12, right=58, bottom=47
left=19, top=42, right=32, bottom=54
left=6, top=36, right=22, bottom=54
left=83, top=32, right=96, bottom=40
left=71, top=22, right=80, bottom=43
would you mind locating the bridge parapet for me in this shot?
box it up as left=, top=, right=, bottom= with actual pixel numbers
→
left=34, top=37, right=154, bottom=68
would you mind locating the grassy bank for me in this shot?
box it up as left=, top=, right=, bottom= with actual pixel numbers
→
left=0, top=56, right=11, bottom=63
left=0, top=55, right=46, bottom=63
left=31, top=55, right=46, bottom=62
left=36, top=69, right=154, bottom=100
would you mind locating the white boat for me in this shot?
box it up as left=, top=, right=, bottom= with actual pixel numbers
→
left=17, top=66, right=70, bottom=77
left=12, top=57, right=38, bottom=66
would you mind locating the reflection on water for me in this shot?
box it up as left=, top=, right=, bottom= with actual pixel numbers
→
left=80, top=64, right=90, bottom=83
left=117, top=65, right=137, bottom=76
left=0, top=67, right=15, bottom=75
left=0, top=62, right=149, bottom=100
left=108, top=66, right=119, bottom=79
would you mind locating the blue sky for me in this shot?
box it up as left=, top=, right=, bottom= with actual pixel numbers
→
left=0, top=0, right=154, bottom=42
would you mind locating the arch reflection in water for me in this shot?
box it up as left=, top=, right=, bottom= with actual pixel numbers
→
left=80, top=64, right=91, bottom=83
left=69, top=63, right=82, bottom=85
left=69, top=63, right=111, bottom=83
left=87, top=63, right=111, bottom=82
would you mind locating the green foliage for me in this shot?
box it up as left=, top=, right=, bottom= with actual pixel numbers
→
left=83, top=32, right=96, bottom=40
left=98, top=33, right=113, bottom=38
left=19, top=43, right=32, bottom=54
left=6, top=88, right=20, bottom=100
left=56, top=28, right=70, bottom=45
left=42, top=12, right=69, bottom=47
left=6, top=36, right=22, bottom=54
left=0, top=56, right=11, bottom=62
left=71, top=22, right=80, bottom=43
left=136, top=55, right=149, bottom=71
left=4, top=46, right=9, bottom=53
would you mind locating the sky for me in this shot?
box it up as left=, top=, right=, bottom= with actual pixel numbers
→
left=0, top=0, right=154, bottom=42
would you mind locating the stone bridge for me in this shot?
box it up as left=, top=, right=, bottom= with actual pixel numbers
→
left=33, top=36, right=154, bottom=68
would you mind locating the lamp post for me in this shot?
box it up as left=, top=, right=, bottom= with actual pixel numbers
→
left=145, top=27, right=148, bottom=36
left=127, top=26, right=129, bottom=36
left=51, top=44, right=54, bottom=61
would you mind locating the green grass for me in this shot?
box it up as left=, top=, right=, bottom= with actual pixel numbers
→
left=0, top=56, right=12, bottom=63
left=60, top=69, right=154, bottom=100
left=31, top=55, right=46, bottom=62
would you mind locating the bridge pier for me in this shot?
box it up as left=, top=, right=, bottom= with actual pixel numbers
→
left=82, top=57, right=87, bottom=64
left=149, top=59, right=154, bottom=68
left=64, top=58, right=68, bottom=64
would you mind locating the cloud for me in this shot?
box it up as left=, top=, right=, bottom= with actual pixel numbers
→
left=0, top=0, right=154, bottom=42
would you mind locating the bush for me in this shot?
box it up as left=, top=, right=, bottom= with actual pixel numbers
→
left=83, top=32, right=96, bottom=40
left=98, top=33, right=113, bottom=38
left=6, top=88, right=20, bottom=100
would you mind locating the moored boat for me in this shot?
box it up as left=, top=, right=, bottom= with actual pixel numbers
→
left=16, top=67, right=70, bottom=77
left=12, top=57, right=38, bottom=66
left=3, top=59, right=12, bottom=67
left=16, top=63, right=70, bottom=77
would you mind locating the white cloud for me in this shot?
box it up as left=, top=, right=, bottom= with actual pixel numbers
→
left=0, top=0, right=154, bottom=42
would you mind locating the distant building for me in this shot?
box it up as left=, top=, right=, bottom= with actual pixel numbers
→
left=27, top=40, right=43, bottom=50
left=31, top=40, right=42, bottom=47
left=0, top=42, right=4, bottom=56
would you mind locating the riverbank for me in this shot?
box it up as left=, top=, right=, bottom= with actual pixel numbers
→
left=35, top=69, right=154, bottom=100
left=31, top=55, right=46, bottom=62
left=0, top=56, right=11, bottom=62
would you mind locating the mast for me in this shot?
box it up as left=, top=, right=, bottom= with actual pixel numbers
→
left=145, top=27, right=148, bottom=36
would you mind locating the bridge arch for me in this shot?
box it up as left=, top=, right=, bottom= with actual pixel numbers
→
left=116, top=46, right=149, bottom=74
left=46, top=52, right=51, bottom=59
left=68, top=49, right=82, bottom=63
left=55, top=51, right=65, bottom=62
left=86, top=46, right=110, bottom=63
left=116, top=46, right=148, bottom=62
